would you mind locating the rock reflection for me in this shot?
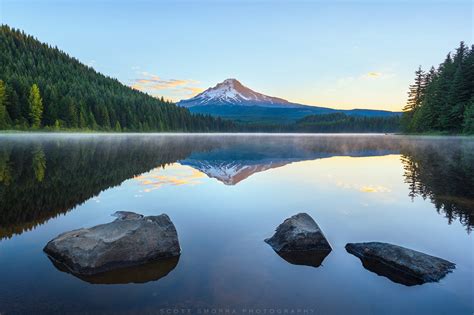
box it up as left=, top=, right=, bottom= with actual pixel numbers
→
left=48, top=255, right=180, bottom=284
left=275, top=250, right=331, bottom=268
left=350, top=255, right=424, bottom=286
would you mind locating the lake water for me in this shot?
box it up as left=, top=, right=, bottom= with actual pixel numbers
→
left=0, top=134, right=472, bottom=314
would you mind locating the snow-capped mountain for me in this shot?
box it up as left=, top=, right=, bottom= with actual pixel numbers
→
left=177, top=78, right=400, bottom=122
left=177, top=78, right=301, bottom=108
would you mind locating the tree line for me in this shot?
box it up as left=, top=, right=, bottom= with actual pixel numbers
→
left=0, top=24, right=407, bottom=133
left=402, top=42, right=474, bottom=134
left=294, top=113, right=399, bottom=133
left=0, top=25, right=235, bottom=132
left=238, top=113, right=400, bottom=133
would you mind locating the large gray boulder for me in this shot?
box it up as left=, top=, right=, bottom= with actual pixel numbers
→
left=44, top=212, right=180, bottom=276
left=346, top=242, right=455, bottom=286
left=265, top=213, right=331, bottom=267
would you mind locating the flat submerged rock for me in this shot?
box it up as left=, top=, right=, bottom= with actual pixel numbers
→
left=265, top=213, right=332, bottom=267
left=44, top=212, right=180, bottom=276
left=345, top=242, right=455, bottom=286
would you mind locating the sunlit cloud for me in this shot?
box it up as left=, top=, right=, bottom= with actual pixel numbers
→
left=335, top=180, right=391, bottom=193
left=134, top=163, right=206, bottom=192
left=360, top=185, right=391, bottom=193
left=364, top=71, right=382, bottom=78
left=182, top=86, right=205, bottom=94
left=130, top=71, right=202, bottom=102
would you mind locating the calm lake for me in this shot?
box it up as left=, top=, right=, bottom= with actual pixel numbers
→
left=0, top=134, right=472, bottom=314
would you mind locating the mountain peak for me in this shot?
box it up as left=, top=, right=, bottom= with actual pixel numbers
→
left=222, top=78, right=240, bottom=84
left=178, top=78, right=295, bottom=108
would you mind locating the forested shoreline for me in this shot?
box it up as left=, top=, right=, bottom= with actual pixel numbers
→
left=2, top=25, right=471, bottom=134
left=0, top=25, right=235, bottom=132
left=402, top=42, right=474, bottom=134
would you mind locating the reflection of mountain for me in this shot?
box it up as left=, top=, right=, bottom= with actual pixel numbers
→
left=181, top=159, right=295, bottom=185
left=1, top=135, right=473, bottom=239
left=181, top=138, right=399, bottom=185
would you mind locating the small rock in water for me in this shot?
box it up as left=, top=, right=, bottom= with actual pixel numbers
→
left=265, top=213, right=332, bottom=267
left=345, top=242, right=455, bottom=286
left=44, top=211, right=180, bottom=276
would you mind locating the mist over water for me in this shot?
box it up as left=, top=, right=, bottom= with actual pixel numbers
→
left=0, top=134, right=472, bottom=314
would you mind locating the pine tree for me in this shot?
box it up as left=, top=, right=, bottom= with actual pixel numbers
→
left=28, top=84, right=43, bottom=128
left=436, top=53, right=456, bottom=130
left=413, top=67, right=438, bottom=132
left=402, top=66, right=426, bottom=131
left=444, top=42, right=471, bottom=131
left=405, top=66, right=426, bottom=112
left=463, top=98, right=474, bottom=134
left=0, top=80, right=9, bottom=128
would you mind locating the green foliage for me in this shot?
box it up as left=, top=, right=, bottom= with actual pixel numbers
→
left=239, top=113, right=400, bottom=133
left=0, top=25, right=235, bottom=132
left=402, top=42, right=474, bottom=134
left=294, top=113, right=400, bottom=133
left=0, top=79, right=9, bottom=128
left=28, top=84, right=43, bottom=128
left=463, top=98, right=474, bottom=134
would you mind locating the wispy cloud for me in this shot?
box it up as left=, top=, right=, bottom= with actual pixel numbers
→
left=359, top=185, right=391, bottom=193
left=130, top=72, right=202, bottom=101
left=335, top=181, right=391, bottom=193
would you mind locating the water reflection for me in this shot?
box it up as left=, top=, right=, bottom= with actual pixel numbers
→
left=0, top=135, right=215, bottom=239
left=400, top=141, right=474, bottom=233
left=345, top=251, right=425, bottom=286
left=274, top=250, right=331, bottom=268
left=48, top=255, right=180, bottom=284
left=0, top=134, right=473, bottom=241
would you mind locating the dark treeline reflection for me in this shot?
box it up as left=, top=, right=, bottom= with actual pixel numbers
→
left=0, top=135, right=216, bottom=239
left=401, top=138, right=474, bottom=233
left=0, top=135, right=473, bottom=239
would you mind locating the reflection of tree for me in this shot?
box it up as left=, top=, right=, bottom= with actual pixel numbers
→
left=0, top=136, right=216, bottom=239
left=32, top=145, right=46, bottom=182
left=0, top=148, right=12, bottom=185
left=401, top=139, right=474, bottom=233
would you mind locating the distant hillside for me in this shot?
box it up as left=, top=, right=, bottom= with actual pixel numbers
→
left=188, top=104, right=399, bottom=124
left=178, top=78, right=400, bottom=123
left=0, top=25, right=234, bottom=131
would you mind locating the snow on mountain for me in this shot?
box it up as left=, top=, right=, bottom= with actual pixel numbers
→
left=177, top=78, right=301, bottom=108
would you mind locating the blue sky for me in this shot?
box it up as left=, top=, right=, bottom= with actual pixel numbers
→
left=1, top=0, right=472, bottom=110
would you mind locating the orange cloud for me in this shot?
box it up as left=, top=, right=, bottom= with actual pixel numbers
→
left=130, top=72, right=203, bottom=100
